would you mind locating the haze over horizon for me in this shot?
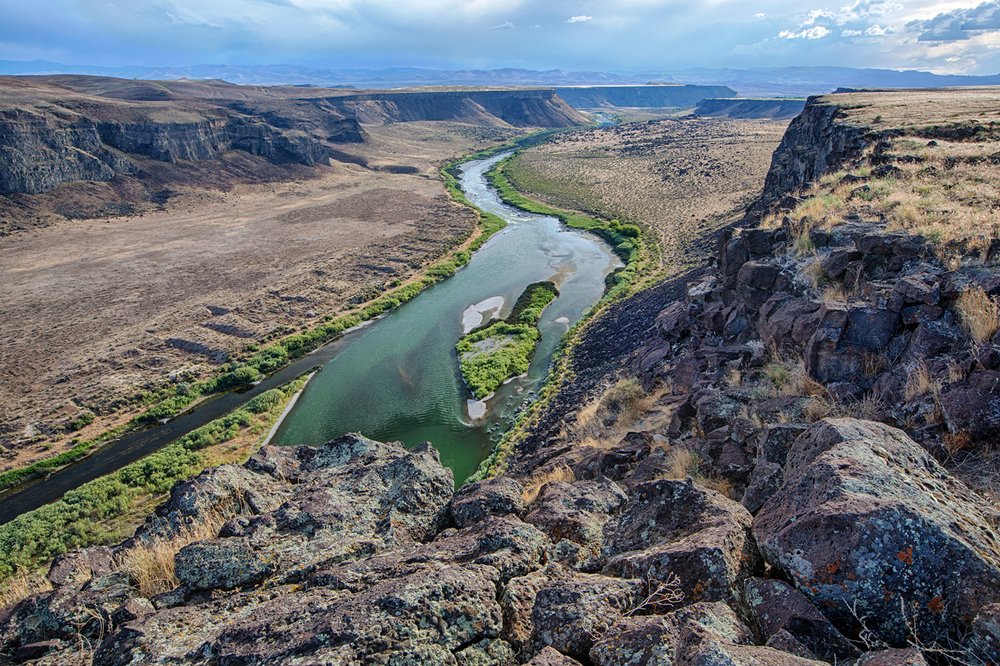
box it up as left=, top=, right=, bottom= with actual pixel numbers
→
left=3, top=1, right=1000, bottom=77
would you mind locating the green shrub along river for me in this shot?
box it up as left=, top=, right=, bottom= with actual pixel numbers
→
left=457, top=282, right=559, bottom=399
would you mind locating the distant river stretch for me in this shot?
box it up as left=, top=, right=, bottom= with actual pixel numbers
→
left=272, top=152, right=621, bottom=482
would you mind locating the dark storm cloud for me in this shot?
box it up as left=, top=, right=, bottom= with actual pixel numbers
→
left=907, top=1, right=1000, bottom=41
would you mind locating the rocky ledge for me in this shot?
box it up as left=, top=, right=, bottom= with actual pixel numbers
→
left=2, top=424, right=998, bottom=664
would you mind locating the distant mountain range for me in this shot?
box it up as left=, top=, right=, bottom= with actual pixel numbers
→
left=1, top=60, right=998, bottom=96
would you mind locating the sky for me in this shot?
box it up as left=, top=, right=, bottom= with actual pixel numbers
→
left=1, top=0, right=999, bottom=74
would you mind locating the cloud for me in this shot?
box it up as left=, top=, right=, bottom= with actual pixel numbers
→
left=842, top=23, right=893, bottom=36
left=567, top=15, right=593, bottom=24
left=754, top=12, right=767, bottom=19
left=778, top=25, right=832, bottom=39
left=490, top=21, right=515, bottom=30
left=907, top=1, right=1000, bottom=42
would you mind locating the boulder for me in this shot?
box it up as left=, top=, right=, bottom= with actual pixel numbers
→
left=940, top=370, right=1000, bottom=440
left=755, top=424, right=809, bottom=465
left=842, top=305, right=898, bottom=351
left=590, top=602, right=751, bottom=666
left=758, top=295, right=823, bottom=350
left=754, top=418, right=1000, bottom=646
left=737, top=261, right=786, bottom=310
left=742, top=577, right=859, bottom=661
left=589, top=601, right=825, bottom=666
left=525, top=477, right=628, bottom=570
left=451, top=476, right=526, bottom=528
left=173, top=538, right=274, bottom=592
left=530, top=573, right=643, bottom=660
left=741, top=461, right=784, bottom=514
left=601, top=479, right=760, bottom=603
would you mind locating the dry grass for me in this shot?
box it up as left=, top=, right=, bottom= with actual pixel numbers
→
left=573, top=378, right=651, bottom=440
left=520, top=464, right=576, bottom=506
left=119, top=501, right=231, bottom=597
left=822, top=283, right=851, bottom=306
left=764, top=357, right=826, bottom=399
left=904, top=362, right=936, bottom=400
left=0, top=569, right=52, bottom=610
left=955, top=287, right=1000, bottom=343
left=776, top=90, right=1000, bottom=252
left=805, top=392, right=886, bottom=423
left=661, top=446, right=734, bottom=499
left=664, top=448, right=700, bottom=480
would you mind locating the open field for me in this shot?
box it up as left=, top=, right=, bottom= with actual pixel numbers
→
left=0, top=122, right=521, bottom=469
left=504, top=118, right=790, bottom=272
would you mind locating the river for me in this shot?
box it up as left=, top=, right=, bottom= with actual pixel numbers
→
left=0, top=150, right=617, bottom=524
left=272, top=152, right=620, bottom=482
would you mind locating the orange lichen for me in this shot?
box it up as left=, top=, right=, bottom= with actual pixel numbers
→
left=928, top=596, right=945, bottom=614
left=897, top=546, right=914, bottom=566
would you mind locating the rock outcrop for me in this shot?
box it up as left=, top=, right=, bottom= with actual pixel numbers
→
left=748, top=95, right=870, bottom=218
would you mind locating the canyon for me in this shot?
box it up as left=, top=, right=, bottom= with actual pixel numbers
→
left=1, top=81, right=999, bottom=665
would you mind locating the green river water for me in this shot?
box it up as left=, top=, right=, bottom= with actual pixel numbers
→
left=272, top=152, right=620, bottom=482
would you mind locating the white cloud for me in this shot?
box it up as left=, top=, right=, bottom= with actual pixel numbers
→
left=567, top=15, right=593, bottom=24
left=490, top=21, right=514, bottom=30
left=754, top=12, right=767, bottom=19
left=778, top=25, right=832, bottom=38
left=842, top=23, right=894, bottom=36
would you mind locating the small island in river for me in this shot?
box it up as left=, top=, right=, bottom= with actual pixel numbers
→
left=456, top=281, right=559, bottom=399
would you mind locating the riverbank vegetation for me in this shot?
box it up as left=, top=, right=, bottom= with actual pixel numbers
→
left=0, top=376, right=308, bottom=595
left=457, top=282, right=558, bottom=399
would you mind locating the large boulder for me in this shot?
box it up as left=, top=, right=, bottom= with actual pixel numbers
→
left=529, top=572, right=644, bottom=660
left=525, top=477, right=628, bottom=571
left=601, top=479, right=760, bottom=603
left=754, top=418, right=1000, bottom=646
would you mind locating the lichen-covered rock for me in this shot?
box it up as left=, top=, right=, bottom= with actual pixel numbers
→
left=857, top=648, right=928, bottom=665
left=525, top=477, right=628, bottom=570
left=940, top=370, right=1000, bottom=439
left=526, top=646, right=583, bottom=665
left=529, top=573, right=644, bottom=660
left=966, top=603, right=1000, bottom=666
left=742, top=577, right=858, bottom=662
left=173, top=538, right=274, bottom=592
left=741, top=461, right=783, bottom=514
left=601, top=479, right=760, bottom=603
left=589, top=601, right=824, bottom=666
left=451, top=477, right=526, bottom=528
left=754, top=418, right=1000, bottom=646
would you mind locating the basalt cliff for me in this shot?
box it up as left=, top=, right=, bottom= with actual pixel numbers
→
left=3, top=91, right=1000, bottom=665
left=0, top=76, right=585, bottom=197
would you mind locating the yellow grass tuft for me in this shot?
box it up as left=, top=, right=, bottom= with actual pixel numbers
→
left=120, top=503, right=230, bottom=598
left=0, top=569, right=52, bottom=610
left=904, top=362, right=936, bottom=401
left=520, top=465, right=576, bottom=506
left=956, top=287, right=1000, bottom=343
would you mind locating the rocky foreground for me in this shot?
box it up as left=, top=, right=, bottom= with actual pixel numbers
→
left=3, top=91, right=1000, bottom=664
left=1, top=420, right=997, bottom=664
